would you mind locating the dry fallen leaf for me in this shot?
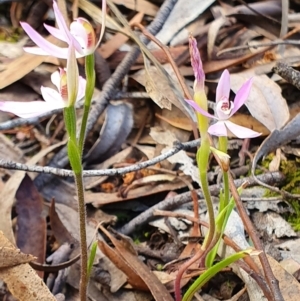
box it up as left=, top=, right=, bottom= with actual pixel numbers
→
left=0, top=140, right=67, bottom=244
left=133, top=56, right=172, bottom=110
left=0, top=231, right=56, bottom=301
left=98, top=226, right=173, bottom=301
left=85, top=176, right=189, bottom=206
left=0, top=35, right=60, bottom=89
left=255, top=255, right=300, bottom=301
left=98, top=12, right=144, bottom=59
left=0, top=247, right=35, bottom=268
left=149, top=0, right=216, bottom=47
left=231, top=73, right=290, bottom=131
left=16, top=174, right=47, bottom=278
left=111, top=0, right=158, bottom=16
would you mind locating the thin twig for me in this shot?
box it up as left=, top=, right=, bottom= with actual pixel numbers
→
left=119, top=171, right=285, bottom=235
left=273, top=62, right=300, bottom=90
left=0, top=139, right=200, bottom=177
left=278, top=0, right=289, bottom=54
left=218, top=39, right=300, bottom=55
left=228, top=173, right=284, bottom=301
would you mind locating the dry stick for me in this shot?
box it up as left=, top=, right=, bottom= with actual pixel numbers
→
left=237, top=261, right=273, bottom=301
left=278, top=0, right=289, bottom=54
left=0, top=139, right=200, bottom=177
left=228, top=173, right=284, bottom=301
left=273, top=62, right=300, bottom=90
left=218, top=25, right=300, bottom=56
left=119, top=171, right=285, bottom=235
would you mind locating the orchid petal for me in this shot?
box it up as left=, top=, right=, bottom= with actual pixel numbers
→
left=0, top=101, right=63, bottom=118
left=43, top=24, right=68, bottom=42
left=52, top=1, right=72, bottom=43
left=40, top=86, right=64, bottom=105
left=208, top=121, right=228, bottom=137
left=216, top=69, right=230, bottom=103
left=50, top=71, right=61, bottom=91
left=185, top=99, right=216, bottom=119
left=77, top=77, right=87, bottom=100
left=22, top=47, right=54, bottom=56
left=231, top=78, right=253, bottom=115
left=224, top=120, right=261, bottom=138
left=70, top=21, right=91, bottom=54
left=21, top=22, right=69, bottom=58
left=52, top=1, right=84, bottom=54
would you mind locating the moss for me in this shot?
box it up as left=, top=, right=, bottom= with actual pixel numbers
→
left=0, top=26, right=22, bottom=43
left=260, top=156, right=300, bottom=230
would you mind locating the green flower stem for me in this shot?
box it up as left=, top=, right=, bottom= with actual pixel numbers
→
left=197, top=141, right=215, bottom=250
left=74, top=171, right=88, bottom=301
left=64, top=104, right=89, bottom=300
left=218, top=136, right=229, bottom=212
left=194, top=91, right=215, bottom=251
left=78, top=53, right=96, bottom=156
left=205, top=136, right=231, bottom=268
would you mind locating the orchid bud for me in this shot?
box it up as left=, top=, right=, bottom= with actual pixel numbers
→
left=210, top=147, right=230, bottom=172
left=66, top=43, right=79, bottom=107
left=70, top=18, right=96, bottom=55
left=189, top=35, right=205, bottom=94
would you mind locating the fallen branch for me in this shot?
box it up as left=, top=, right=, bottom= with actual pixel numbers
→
left=119, top=171, right=285, bottom=235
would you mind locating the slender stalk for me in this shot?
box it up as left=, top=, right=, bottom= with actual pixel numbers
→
left=65, top=104, right=88, bottom=300
left=79, top=54, right=95, bottom=155
left=74, top=172, right=88, bottom=301
left=194, top=89, right=215, bottom=250
left=197, top=139, right=215, bottom=249
left=174, top=249, right=204, bottom=301
left=228, top=173, right=284, bottom=301
left=218, top=136, right=229, bottom=211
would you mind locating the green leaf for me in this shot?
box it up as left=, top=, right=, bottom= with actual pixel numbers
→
left=67, top=139, right=82, bottom=174
left=183, top=249, right=254, bottom=301
left=63, top=106, right=77, bottom=141
left=87, top=241, right=98, bottom=278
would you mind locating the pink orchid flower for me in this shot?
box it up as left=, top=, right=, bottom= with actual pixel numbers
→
left=20, top=0, right=106, bottom=58
left=186, top=69, right=261, bottom=138
left=0, top=70, right=86, bottom=118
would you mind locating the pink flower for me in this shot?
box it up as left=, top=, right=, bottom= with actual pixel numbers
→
left=20, top=0, right=106, bottom=58
left=0, top=70, right=86, bottom=118
left=186, top=70, right=261, bottom=138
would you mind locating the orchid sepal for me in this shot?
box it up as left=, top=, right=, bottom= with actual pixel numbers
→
left=0, top=70, right=86, bottom=118
left=20, top=0, right=106, bottom=59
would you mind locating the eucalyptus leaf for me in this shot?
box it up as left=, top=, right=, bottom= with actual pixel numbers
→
left=231, top=73, right=289, bottom=131
left=85, top=102, right=133, bottom=164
